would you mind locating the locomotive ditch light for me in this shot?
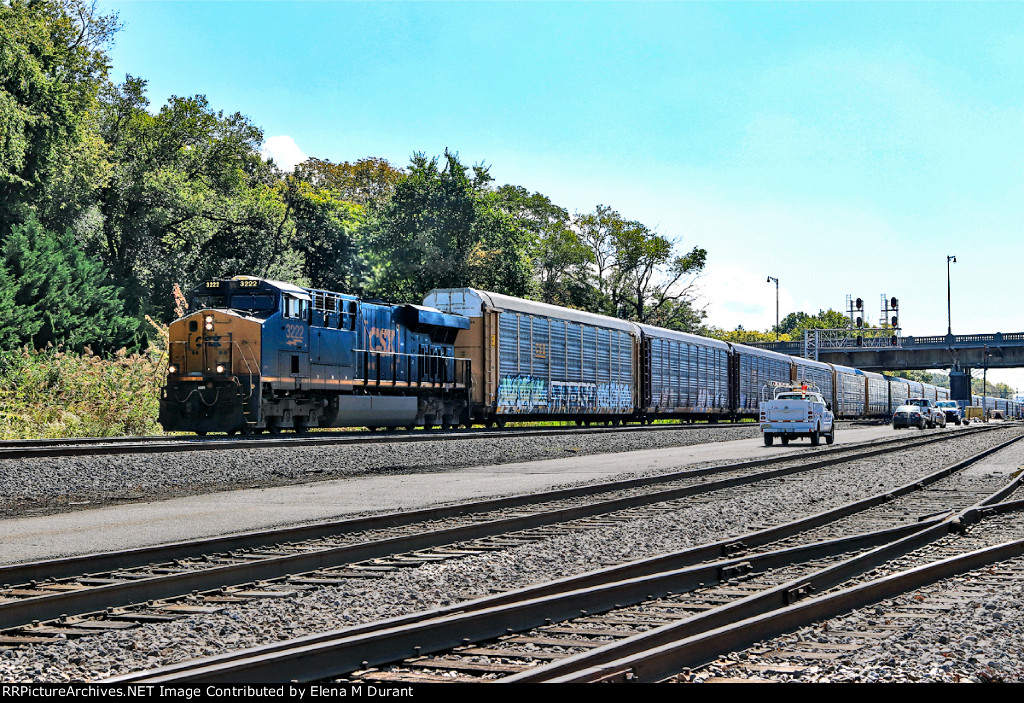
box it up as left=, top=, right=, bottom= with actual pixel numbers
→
left=216, top=365, right=225, bottom=374
left=168, top=365, right=177, bottom=374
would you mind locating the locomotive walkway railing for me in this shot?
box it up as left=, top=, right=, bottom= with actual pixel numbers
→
left=355, top=349, right=471, bottom=389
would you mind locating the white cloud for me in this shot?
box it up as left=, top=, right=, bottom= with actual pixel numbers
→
left=261, top=135, right=308, bottom=172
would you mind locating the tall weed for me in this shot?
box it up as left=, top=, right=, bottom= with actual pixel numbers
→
left=0, top=346, right=165, bottom=438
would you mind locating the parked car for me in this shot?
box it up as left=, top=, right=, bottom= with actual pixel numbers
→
left=935, top=400, right=963, bottom=426
left=893, top=403, right=927, bottom=429
left=900, top=397, right=945, bottom=429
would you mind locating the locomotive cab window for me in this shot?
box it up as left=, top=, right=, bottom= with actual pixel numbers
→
left=283, top=295, right=310, bottom=320
left=230, top=294, right=276, bottom=314
left=193, top=294, right=226, bottom=309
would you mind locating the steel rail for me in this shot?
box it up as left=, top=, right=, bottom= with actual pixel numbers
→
left=550, top=531, right=1024, bottom=683
left=530, top=476, right=1024, bottom=682
left=112, top=517, right=954, bottom=683
left=106, top=433, right=1024, bottom=683
left=0, top=421, right=758, bottom=460
left=1, top=427, right=1004, bottom=634
left=3, top=424, right=986, bottom=587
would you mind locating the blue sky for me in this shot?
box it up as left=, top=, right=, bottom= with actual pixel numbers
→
left=99, top=1, right=1024, bottom=390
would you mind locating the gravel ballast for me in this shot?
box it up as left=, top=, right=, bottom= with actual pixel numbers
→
left=0, top=425, right=762, bottom=518
left=0, top=425, right=1020, bottom=682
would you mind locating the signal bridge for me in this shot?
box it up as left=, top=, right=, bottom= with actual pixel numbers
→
left=754, top=330, right=1024, bottom=372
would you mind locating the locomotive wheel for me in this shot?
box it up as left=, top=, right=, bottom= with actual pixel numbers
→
left=496, top=418, right=506, bottom=429
left=240, top=423, right=254, bottom=436
left=406, top=423, right=417, bottom=432
left=367, top=426, right=378, bottom=432
left=267, top=421, right=280, bottom=434
left=226, top=429, right=236, bottom=436
left=575, top=420, right=583, bottom=426
left=294, top=420, right=307, bottom=434
left=195, top=431, right=207, bottom=437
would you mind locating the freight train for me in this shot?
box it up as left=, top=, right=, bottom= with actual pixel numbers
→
left=158, top=278, right=1019, bottom=434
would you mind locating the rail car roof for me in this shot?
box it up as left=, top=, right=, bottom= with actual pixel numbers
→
left=792, top=356, right=832, bottom=371
left=727, top=341, right=794, bottom=362
left=635, top=324, right=730, bottom=351
left=423, top=288, right=640, bottom=336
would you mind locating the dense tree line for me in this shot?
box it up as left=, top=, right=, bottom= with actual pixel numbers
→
left=0, top=0, right=708, bottom=357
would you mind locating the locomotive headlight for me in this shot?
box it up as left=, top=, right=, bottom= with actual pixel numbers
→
left=168, top=365, right=177, bottom=374
left=205, top=322, right=214, bottom=330
left=216, top=365, right=225, bottom=374
left=205, top=315, right=214, bottom=323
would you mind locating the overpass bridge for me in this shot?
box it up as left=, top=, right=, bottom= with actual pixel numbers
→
left=753, top=331, right=1024, bottom=372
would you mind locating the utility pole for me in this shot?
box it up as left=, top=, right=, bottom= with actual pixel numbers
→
left=767, top=276, right=779, bottom=341
left=946, top=255, right=956, bottom=335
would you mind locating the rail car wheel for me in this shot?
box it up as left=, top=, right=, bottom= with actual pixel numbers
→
left=367, top=426, right=378, bottom=432
left=763, top=434, right=773, bottom=446
left=240, top=423, right=255, bottom=436
left=496, top=418, right=506, bottom=429
left=406, top=423, right=416, bottom=431
left=195, top=431, right=207, bottom=437
left=576, top=420, right=583, bottom=426
left=226, top=429, right=236, bottom=436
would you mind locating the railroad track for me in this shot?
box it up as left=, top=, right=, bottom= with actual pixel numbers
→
left=0, top=426, right=1005, bottom=649
left=0, top=421, right=758, bottom=460
left=91, top=429, right=1024, bottom=682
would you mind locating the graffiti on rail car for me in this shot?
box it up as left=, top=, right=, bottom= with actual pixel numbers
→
left=497, top=376, right=632, bottom=413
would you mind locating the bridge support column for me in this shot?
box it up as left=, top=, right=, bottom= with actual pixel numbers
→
left=950, top=368, right=972, bottom=404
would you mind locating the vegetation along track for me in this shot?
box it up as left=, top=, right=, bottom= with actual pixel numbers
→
left=104, top=429, right=1024, bottom=682
left=0, top=426, right=1004, bottom=652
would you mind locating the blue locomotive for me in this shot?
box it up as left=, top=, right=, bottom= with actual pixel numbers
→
left=159, top=277, right=470, bottom=434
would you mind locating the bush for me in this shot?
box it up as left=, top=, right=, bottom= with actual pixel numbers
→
left=0, top=346, right=165, bottom=438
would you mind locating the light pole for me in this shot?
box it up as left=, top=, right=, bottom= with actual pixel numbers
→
left=946, top=255, right=956, bottom=335
left=767, top=276, right=779, bottom=340
left=983, top=344, right=990, bottom=422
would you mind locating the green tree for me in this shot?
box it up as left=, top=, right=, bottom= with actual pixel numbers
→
left=575, top=205, right=706, bottom=329
left=0, top=217, right=137, bottom=353
left=369, top=151, right=532, bottom=301
left=92, top=77, right=295, bottom=319
left=0, top=0, right=119, bottom=233
left=283, top=172, right=367, bottom=293
left=777, top=309, right=850, bottom=339
left=496, top=185, right=597, bottom=310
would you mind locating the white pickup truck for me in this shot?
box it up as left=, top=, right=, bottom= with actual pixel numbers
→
left=759, top=386, right=835, bottom=447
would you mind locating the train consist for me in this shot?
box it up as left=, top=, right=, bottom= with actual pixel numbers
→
left=159, top=277, right=1020, bottom=434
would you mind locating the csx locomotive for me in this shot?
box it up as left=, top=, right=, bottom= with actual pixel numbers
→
left=159, top=277, right=471, bottom=434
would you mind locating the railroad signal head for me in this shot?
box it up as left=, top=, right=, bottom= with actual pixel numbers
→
left=891, top=335, right=898, bottom=346
left=856, top=316, right=863, bottom=328
left=891, top=297, right=898, bottom=309
left=856, top=298, right=863, bottom=309
left=856, top=335, right=863, bottom=346
left=892, top=316, right=898, bottom=327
